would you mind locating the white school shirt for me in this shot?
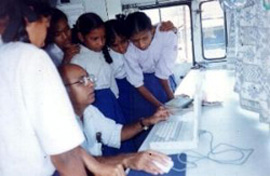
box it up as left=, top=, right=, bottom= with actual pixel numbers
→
left=109, top=49, right=127, bottom=79
left=124, top=24, right=178, bottom=88
left=76, top=105, right=122, bottom=156
left=45, top=43, right=64, bottom=67
left=0, top=42, right=84, bottom=176
left=71, top=45, right=119, bottom=97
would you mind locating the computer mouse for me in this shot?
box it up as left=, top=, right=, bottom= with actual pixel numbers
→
left=152, top=159, right=174, bottom=173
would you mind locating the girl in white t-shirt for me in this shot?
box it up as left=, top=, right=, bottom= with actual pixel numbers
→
left=124, top=12, right=178, bottom=146
left=104, top=18, right=177, bottom=124
left=104, top=19, right=136, bottom=124
left=71, top=13, right=136, bottom=156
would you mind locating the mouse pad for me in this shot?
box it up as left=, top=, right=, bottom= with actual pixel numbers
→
left=128, top=153, right=187, bottom=176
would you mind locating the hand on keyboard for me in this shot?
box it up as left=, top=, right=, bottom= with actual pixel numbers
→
left=146, top=106, right=170, bottom=126
left=123, top=150, right=172, bottom=175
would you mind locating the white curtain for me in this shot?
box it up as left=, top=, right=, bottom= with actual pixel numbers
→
left=225, top=0, right=270, bottom=123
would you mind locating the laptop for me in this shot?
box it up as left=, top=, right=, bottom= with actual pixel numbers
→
left=147, top=75, right=203, bottom=152
left=148, top=93, right=202, bottom=152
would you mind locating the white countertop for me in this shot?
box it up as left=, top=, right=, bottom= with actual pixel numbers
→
left=140, top=69, right=270, bottom=176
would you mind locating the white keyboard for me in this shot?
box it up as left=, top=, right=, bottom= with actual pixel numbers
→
left=149, top=120, right=198, bottom=151
left=142, top=93, right=202, bottom=152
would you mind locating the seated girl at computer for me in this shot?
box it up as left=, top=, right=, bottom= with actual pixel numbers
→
left=104, top=17, right=177, bottom=124
left=45, top=8, right=80, bottom=67
left=71, top=12, right=136, bottom=155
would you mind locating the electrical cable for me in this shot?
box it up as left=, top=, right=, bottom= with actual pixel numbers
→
left=171, top=130, right=254, bottom=172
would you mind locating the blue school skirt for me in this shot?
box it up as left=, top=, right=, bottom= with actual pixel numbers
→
left=131, top=73, right=171, bottom=148
left=131, top=73, right=170, bottom=121
left=116, top=78, right=136, bottom=124
left=92, top=88, right=136, bottom=156
left=52, top=171, right=59, bottom=176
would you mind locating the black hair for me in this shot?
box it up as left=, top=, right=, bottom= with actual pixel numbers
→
left=105, top=18, right=127, bottom=47
left=72, top=12, right=104, bottom=43
left=125, top=11, right=152, bottom=38
left=46, top=8, right=68, bottom=45
left=103, top=19, right=125, bottom=64
left=0, top=0, right=11, bottom=19
left=102, top=46, right=113, bottom=64
left=102, top=15, right=128, bottom=64
left=2, top=0, right=51, bottom=43
left=0, top=0, right=11, bottom=35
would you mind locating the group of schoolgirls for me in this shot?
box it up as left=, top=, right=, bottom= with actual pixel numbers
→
left=46, top=8, right=178, bottom=156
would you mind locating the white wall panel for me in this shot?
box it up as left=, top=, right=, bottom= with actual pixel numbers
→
left=83, top=0, right=108, bottom=20
left=106, top=0, right=122, bottom=19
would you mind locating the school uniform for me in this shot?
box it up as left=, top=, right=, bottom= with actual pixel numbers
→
left=0, top=42, right=84, bottom=176
left=124, top=24, right=178, bottom=147
left=45, top=43, right=64, bottom=67
left=71, top=45, right=136, bottom=155
left=109, top=49, right=136, bottom=124
left=76, top=105, right=123, bottom=156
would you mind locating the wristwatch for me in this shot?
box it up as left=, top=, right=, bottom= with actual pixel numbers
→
left=139, top=118, right=149, bottom=131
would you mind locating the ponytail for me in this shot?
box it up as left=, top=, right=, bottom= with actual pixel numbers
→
left=102, top=46, right=113, bottom=64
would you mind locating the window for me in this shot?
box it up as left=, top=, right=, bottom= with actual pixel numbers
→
left=160, top=5, right=192, bottom=64
left=143, top=9, right=160, bottom=24
left=142, top=5, right=193, bottom=64
left=200, top=0, right=227, bottom=60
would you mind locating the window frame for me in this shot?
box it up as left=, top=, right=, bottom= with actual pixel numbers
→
left=138, top=1, right=195, bottom=65
left=199, top=0, right=228, bottom=61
